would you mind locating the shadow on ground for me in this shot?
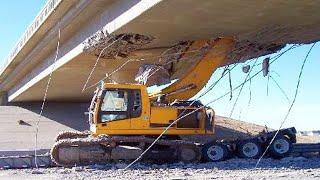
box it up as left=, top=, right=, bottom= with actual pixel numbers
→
left=11, top=102, right=90, bottom=131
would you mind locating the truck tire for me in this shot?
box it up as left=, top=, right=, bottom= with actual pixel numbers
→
left=202, top=143, right=229, bottom=162
left=269, top=135, right=292, bottom=158
left=237, top=139, right=263, bottom=159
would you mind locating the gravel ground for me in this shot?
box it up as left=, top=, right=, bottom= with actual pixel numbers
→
left=1, top=157, right=320, bottom=180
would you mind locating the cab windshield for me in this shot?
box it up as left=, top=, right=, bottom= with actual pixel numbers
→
left=101, top=90, right=128, bottom=111
left=100, top=90, right=128, bottom=122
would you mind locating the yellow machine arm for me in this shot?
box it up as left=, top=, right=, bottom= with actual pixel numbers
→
left=150, top=38, right=235, bottom=103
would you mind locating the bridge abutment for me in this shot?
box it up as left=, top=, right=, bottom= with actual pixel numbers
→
left=0, top=91, right=8, bottom=105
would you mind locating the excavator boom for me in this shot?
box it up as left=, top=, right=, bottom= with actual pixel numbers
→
left=150, top=38, right=235, bottom=103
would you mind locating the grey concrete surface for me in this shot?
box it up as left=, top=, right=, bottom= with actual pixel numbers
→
left=0, top=102, right=89, bottom=150
left=0, top=149, right=49, bottom=157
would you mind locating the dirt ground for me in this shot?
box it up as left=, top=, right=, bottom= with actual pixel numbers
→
left=215, top=116, right=320, bottom=143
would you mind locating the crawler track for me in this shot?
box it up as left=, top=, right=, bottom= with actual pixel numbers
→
left=0, top=127, right=315, bottom=169
left=51, top=134, right=201, bottom=167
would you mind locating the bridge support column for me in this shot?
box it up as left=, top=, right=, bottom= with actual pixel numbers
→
left=0, top=91, right=8, bottom=106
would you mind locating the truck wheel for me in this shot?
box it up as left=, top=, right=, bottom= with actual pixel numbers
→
left=269, top=135, right=292, bottom=158
left=202, top=143, right=229, bottom=162
left=237, top=139, right=262, bottom=159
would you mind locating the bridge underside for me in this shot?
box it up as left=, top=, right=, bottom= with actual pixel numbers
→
left=2, top=0, right=320, bottom=103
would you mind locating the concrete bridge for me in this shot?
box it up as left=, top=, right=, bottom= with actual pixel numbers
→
left=0, top=0, right=320, bottom=151
left=1, top=0, right=320, bottom=104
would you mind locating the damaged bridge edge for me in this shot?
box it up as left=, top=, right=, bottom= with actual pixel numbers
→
left=82, top=29, right=286, bottom=88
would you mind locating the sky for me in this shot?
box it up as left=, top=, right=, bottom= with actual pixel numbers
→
left=194, top=44, right=320, bottom=131
left=1, top=1, right=319, bottom=131
left=0, top=0, right=47, bottom=62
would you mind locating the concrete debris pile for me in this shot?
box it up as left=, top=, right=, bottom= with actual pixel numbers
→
left=135, top=40, right=212, bottom=86
left=134, top=41, right=201, bottom=86
left=83, top=31, right=154, bottom=59
left=157, top=41, right=193, bottom=76
left=227, top=40, right=284, bottom=64
left=81, top=24, right=299, bottom=89
left=134, top=64, right=170, bottom=86
left=162, top=41, right=211, bottom=79
left=82, top=29, right=289, bottom=80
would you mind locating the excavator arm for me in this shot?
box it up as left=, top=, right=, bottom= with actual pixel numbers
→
left=150, top=38, right=235, bottom=103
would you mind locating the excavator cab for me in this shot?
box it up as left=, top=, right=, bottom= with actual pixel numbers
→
left=88, top=82, right=215, bottom=136
left=89, top=83, right=147, bottom=133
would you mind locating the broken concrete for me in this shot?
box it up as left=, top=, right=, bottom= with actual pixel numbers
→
left=83, top=32, right=154, bottom=59
left=135, top=64, right=171, bottom=86
left=134, top=41, right=194, bottom=86
left=83, top=30, right=285, bottom=88
left=226, top=41, right=284, bottom=65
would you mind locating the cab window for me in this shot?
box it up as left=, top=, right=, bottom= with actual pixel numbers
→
left=100, top=90, right=128, bottom=122
left=101, top=90, right=128, bottom=111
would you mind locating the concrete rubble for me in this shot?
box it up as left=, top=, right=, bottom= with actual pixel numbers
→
left=82, top=28, right=287, bottom=87
left=83, top=31, right=154, bottom=59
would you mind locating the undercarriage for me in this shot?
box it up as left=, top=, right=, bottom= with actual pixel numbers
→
left=51, top=131, right=201, bottom=167
left=50, top=127, right=301, bottom=167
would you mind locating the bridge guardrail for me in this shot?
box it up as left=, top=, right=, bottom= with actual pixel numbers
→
left=0, top=0, right=62, bottom=75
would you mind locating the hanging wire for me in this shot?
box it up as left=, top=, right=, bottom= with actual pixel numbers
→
left=82, top=48, right=206, bottom=92
left=224, top=58, right=259, bottom=135
left=83, top=38, right=239, bottom=93
left=227, top=43, right=298, bottom=118
left=196, top=44, right=300, bottom=103
left=197, top=63, right=239, bottom=100
left=82, top=26, right=288, bottom=92
left=228, top=69, right=233, bottom=100
left=25, top=21, right=307, bottom=170
left=81, top=34, right=126, bottom=92
left=229, top=58, right=259, bottom=118
left=34, top=28, right=61, bottom=168
left=269, top=75, right=291, bottom=104
left=72, top=29, right=300, bottom=170
left=226, top=45, right=300, bottom=136
left=82, top=27, right=288, bottom=92
left=255, top=42, right=316, bottom=168
left=247, top=74, right=252, bottom=107
left=266, top=73, right=270, bottom=96
left=83, top=50, right=202, bottom=91
left=124, top=43, right=297, bottom=170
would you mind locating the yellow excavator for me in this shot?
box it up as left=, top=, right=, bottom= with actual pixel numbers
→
left=51, top=38, right=239, bottom=166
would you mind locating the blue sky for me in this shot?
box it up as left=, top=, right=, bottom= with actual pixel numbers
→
left=195, top=44, right=320, bottom=131
left=1, top=1, right=319, bottom=131
left=0, top=1, right=47, bottom=62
